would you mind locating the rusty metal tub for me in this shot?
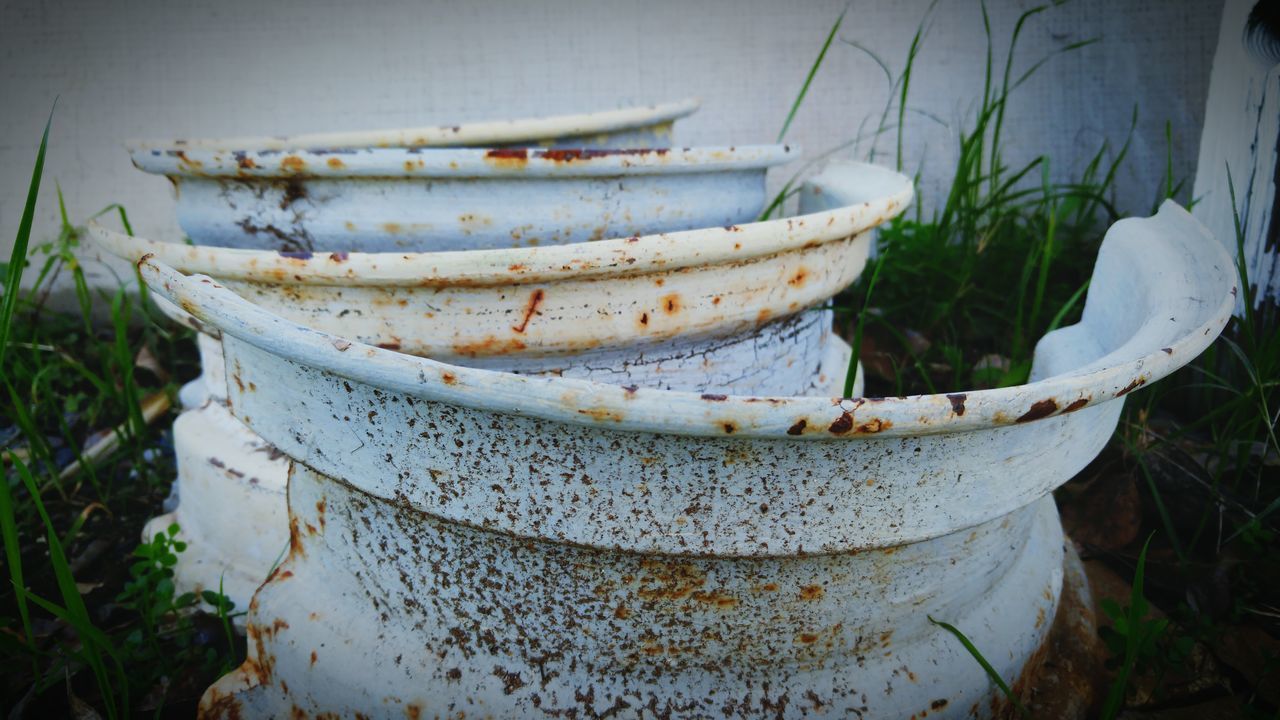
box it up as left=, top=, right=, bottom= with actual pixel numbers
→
left=129, top=144, right=795, bottom=253
left=93, top=161, right=913, bottom=615
left=136, top=199, right=1232, bottom=717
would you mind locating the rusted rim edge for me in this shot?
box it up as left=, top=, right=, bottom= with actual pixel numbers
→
left=136, top=201, right=1235, bottom=440
left=89, top=162, right=912, bottom=286
left=126, top=98, right=701, bottom=153
left=127, top=144, right=795, bottom=179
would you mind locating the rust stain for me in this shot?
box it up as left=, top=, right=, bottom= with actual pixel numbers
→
left=787, top=419, right=808, bottom=435
left=492, top=666, right=526, bottom=695
left=690, top=589, right=739, bottom=608
left=661, top=293, right=682, bottom=315
left=788, top=267, right=810, bottom=287
left=451, top=336, right=527, bottom=357
left=947, top=393, right=966, bottom=416
left=288, top=515, right=307, bottom=559
left=537, top=148, right=668, bottom=162
left=512, top=289, right=545, bottom=333
left=577, top=407, right=624, bottom=423
left=325, top=157, right=345, bottom=169
left=1016, top=399, right=1059, bottom=423
left=829, top=412, right=854, bottom=435
left=280, top=155, right=306, bottom=172
left=634, top=560, right=706, bottom=601
left=483, top=148, right=528, bottom=168
left=798, top=585, right=825, bottom=600
left=856, top=418, right=891, bottom=434
left=1115, top=376, right=1147, bottom=396
left=383, top=222, right=403, bottom=234
left=1061, top=397, right=1090, bottom=413
left=441, top=372, right=458, bottom=385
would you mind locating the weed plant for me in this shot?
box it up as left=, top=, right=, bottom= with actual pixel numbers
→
left=1, top=109, right=240, bottom=717
left=777, top=1, right=1278, bottom=716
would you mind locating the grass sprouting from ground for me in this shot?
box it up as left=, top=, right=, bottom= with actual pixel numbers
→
left=1, top=109, right=242, bottom=717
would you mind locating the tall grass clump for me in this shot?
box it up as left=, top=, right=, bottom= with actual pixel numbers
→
left=1, top=106, right=241, bottom=717
left=771, top=2, right=1122, bottom=396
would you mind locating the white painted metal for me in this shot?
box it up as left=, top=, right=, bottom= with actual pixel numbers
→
left=90, top=161, right=908, bottom=370
left=128, top=145, right=796, bottom=252
left=142, top=400, right=290, bottom=608
left=128, top=98, right=700, bottom=152
left=131, top=199, right=1231, bottom=717
left=1193, top=0, right=1279, bottom=308
left=97, top=160, right=910, bottom=614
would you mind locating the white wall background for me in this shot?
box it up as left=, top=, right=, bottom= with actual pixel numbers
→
left=0, top=0, right=1222, bottom=292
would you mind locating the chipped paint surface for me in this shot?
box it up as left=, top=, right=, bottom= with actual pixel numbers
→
left=154, top=314, right=857, bottom=614
left=105, top=161, right=910, bottom=614
left=130, top=144, right=796, bottom=252
left=128, top=98, right=700, bottom=153
left=92, top=161, right=909, bottom=362
left=129, top=200, right=1234, bottom=717
left=136, top=200, right=1233, bottom=443
left=142, top=401, right=288, bottom=613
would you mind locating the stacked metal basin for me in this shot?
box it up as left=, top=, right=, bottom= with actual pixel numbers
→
left=126, top=200, right=1234, bottom=718
left=98, top=103, right=899, bottom=618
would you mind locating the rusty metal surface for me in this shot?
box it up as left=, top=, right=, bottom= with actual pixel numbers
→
left=128, top=199, right=1232, bottom=716
left=103, top=160, right=910, bottom=614
left=1020, top=543, right=1101, bottom=719
left=128, top=144, right=796, bottom=252
left=142, top=400, right=289, bottom=610
left=91, top=161, right=909, bottom=365
left=127, top=98, right=700, bottom=152
left=207, top=472, right=1065, bottom=719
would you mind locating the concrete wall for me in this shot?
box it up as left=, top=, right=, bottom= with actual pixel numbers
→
left=0, top=0, right=1222, bottom=292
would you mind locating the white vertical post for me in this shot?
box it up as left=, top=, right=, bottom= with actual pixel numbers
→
left=1193, top=0, right=1280, bottom=310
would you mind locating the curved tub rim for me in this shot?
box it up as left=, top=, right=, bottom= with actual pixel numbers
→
left=126, top=97, right=701, bottom=154
left=89, top=161, right=912, bottom=286
left=128, top=143, right=796, bottom=180
left=135, top=201, right=1235, bottom=441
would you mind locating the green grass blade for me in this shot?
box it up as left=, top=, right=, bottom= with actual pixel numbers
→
left=844, top=247, right=890, bottom=397
left=12, top=456, right=126, bottom=718
left=0, top=456, right=38, bottom=682
left=1100, top=533, right=1156, bottom=720
left=929, top=615, right=1031, bottom=718
left=1045, top=279, right=1089, bottom=333
left=88, top=203, right=133, bottom=236
left=776, top=7, right=846, bottom=143
left=0, top=101, right=56, bottom=370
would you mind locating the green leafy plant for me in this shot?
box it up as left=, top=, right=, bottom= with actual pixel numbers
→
left=115, top=523, right=239, bottom=712
left=0, top=101, right=235, bottom=716
left=1098, top=534, right=1171, bottom=719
